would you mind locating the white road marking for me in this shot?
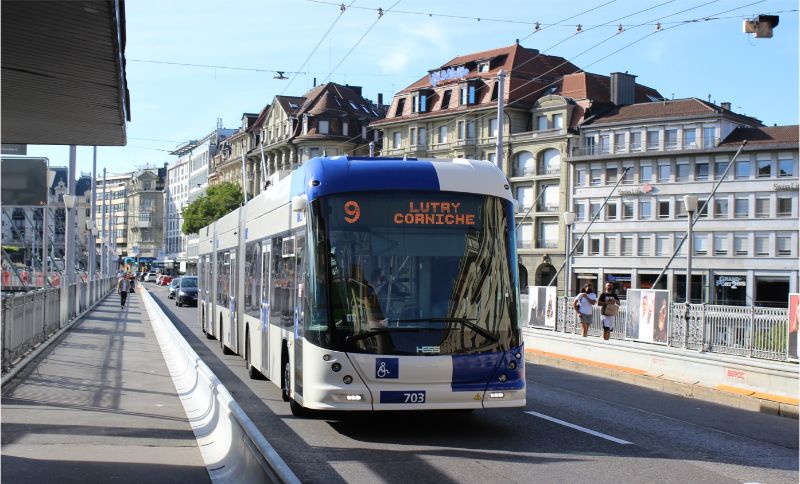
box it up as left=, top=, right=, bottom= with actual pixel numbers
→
left=525, top=411, right=633, bottom=445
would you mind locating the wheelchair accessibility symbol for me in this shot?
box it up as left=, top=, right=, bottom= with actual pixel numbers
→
left=375, top=358, right=398, bottom=379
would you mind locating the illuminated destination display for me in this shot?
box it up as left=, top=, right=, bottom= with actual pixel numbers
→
left=393, top=201, right=475, bottom=226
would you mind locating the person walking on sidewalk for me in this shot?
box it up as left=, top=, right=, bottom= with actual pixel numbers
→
left=573, top=284, right=597, bottom=337
left=117, top=276, right=131, bottom=307
left=597, top=282, right=620, bottom=341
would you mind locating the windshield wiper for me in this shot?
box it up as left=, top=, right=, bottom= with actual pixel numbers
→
left=344, top=326, right=423, bottom=343
left=396, top=318, right=499, bottom=343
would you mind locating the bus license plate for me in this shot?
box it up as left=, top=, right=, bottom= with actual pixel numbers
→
left=380, top=391, right=426, bottom=404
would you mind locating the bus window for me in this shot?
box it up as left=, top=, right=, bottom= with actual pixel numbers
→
left=244, top=242, right=261, bottom=318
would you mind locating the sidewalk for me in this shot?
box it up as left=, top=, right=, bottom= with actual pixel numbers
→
left=1, top=289, right=210, bottom=483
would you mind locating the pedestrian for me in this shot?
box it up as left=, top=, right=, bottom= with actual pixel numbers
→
left=117, top=276, right=130, bottom=307
left=128, top=274, right=136, bottom=293
left=597, top=282, right=620, bottom=340
left=573, top=283, right=597, bottom=337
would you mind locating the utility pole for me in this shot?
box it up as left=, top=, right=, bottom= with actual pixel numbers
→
left=495, top=69, right=506, bottom=168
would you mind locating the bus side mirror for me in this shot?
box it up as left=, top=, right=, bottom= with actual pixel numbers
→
left=292, top=195, right=307, bottom=213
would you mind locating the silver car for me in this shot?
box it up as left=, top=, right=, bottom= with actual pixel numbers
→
left=168, top=277, right=182, bottom=299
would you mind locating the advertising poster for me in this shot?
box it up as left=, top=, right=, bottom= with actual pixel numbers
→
left=626, top=289, right=670, bottom=344
left=789, top=293, right=799, bottom=360
left=528, top=286, right=557, bottom=328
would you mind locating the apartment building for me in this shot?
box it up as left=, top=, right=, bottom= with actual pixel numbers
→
left=568, top=98, right=798, bottom=306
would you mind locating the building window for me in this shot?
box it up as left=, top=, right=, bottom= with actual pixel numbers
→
left=777, top=196, right=793, bottom=217
left=639, top=236, right=652, bottom=256
left=665, top=129, right=678, bottom=149
left=606, top=166, right=618, bottom=184
left=676, top=200, right=687, bottom=218
left=540, top=149, right=561, bottom=175
left=640, top=164, right=653, bottom=182
left=518, top=224, right=532, bottom=249
left=466, top=120, right=475, bottom=139
left=714, top=234, right=728, bottom=255
left=590, top=168, right=601, bottom=186
left=541, top=185, right=559, bottom=212
left=755, top=198, right=770, bottom=218
left=683, top=129, right=697, bottom=148
left=606, top=202, right=617, bottom=220
left=658, top=200, right=670, bottom=219
left=585, top=137, right=595, bottom=155
left=622, top=166, right=634, bottom=184
left=776, top=234, right=792, bottom=256
left=392, top=131, right=401, bottom=149
left=658, top=164, right=670, bottom=182
left=695, top=162, right=709, bottom=181
left=640, top=199, right=652, bottom=219
left=755, top=234, right=769, bottom=256
left=646, top=131, right=660, bottom=150
left=622, top=201, right=634, bottom=219
left=735, top=159, right=751, bottom=179
left=734, top=198, right=749, bottom=218
left=778, top=158, right=795, bottom=177
left=589, top=237, right=601, bottom=255
left=457, top=120, right=465, bottom=140
left=676, top=163, right=690, bottom=181
left=656, top=235, right=669, bottom=256
left=409, top=127, right=417, bottom=146
left=574, top=235, right=585, bottom=255
left=576, top=203, right=586, bottom=222
left=693, top=234, right=707, bottom=255
left=703, top=126, right=716, bottom=148
left=418, top=127, right=426, bottom=146
left=630, top=132, right=642, bottom=151
left=590, top=201, right=601, bottom=219
left=715, top=159, right=729, bottom=180
left=576, top=168, right=586, bottom=186
left=489, top=118, right=498, bottom=137
left=394, top=98, right=405, bottom=117
left=553, top=114, right=564, bottom=130
left=757, top=159, right=772, bottom=177
left=537, top=116, right=548, bottom=131
left=614, top=133, right=626, bottom=152
left=538, top=221, right=558, bottom=248
left=620, top=237, right=633, bottom=256
left=734, top=234, right=748, bottom=255
left=604, top=236, right=617, bottom=256
left=515, top=151, right=534, bottom=176
left=318, top=119, right=329, bottom=134
left=438, top=125, right=448, bottom=144
left=302, top=116, right=309, bottom=134
left=516, top=186, right=533, bottom=210
left=714, top=198, right=729, bottom=218
left=599, top=135, right=610, bottom=154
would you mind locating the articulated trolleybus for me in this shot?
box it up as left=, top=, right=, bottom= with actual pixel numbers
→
left=198, top=156, right=524, bottom=415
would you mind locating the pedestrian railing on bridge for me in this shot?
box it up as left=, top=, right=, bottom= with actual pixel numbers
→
left=2, top=277, right=116, bottom=373
left=523, top=296, right=792, bottom=362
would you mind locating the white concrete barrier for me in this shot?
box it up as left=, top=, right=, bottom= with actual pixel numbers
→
left=140, top=288, right=299, bottom=484
left=523, top=328, right=799, bottom=399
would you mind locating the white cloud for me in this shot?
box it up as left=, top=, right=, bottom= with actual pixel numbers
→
left=377, top=20, right=450, bottom=74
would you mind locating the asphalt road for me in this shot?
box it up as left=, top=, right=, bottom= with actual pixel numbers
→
left=146, top=283, right=799, bottom=484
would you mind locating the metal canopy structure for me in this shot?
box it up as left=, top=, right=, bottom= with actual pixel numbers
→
left=1, top=0, right=130, bottom=146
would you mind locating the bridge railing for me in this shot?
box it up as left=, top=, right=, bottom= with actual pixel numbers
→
left=2, top=277, right=116, bottom=372
left=526, top=297, right=791, bottom=362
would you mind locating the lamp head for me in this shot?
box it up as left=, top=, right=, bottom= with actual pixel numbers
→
left=63, top=194, right=76, bottom=209
left=563, top=211, right=576, bottom=226
left=683, top=195, right=699, bottom=212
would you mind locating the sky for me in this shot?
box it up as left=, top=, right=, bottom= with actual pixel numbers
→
left=25, top=0, right=799, bottom=177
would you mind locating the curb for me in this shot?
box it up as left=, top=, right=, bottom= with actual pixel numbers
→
left=525, top=348, right=799, bottom=420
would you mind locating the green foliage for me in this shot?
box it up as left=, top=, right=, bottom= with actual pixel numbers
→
left=181, top=181, right=243, bottom=235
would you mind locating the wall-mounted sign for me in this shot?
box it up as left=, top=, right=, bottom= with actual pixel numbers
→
left=619, top=183, right=654, bottom=196
left=773, top=182, right=799, bottom=191
left=716, top=276, right=746, bottom=288
left=430, top=66, right=469, bottom=86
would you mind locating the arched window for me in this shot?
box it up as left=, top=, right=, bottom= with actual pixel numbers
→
left=539, top=149, right=561, bottom=175
left=514, top=151, right=534, bottom=177
left=518, top=263, right=529, bottom=287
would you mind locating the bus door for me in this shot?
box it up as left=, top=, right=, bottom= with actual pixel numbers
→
left=260, top=242, right=271, bottom=375
left=230, top=250, right=238, bottom=353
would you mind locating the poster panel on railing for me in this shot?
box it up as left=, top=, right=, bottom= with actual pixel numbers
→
left=789, top=293, right=799, bottom=360
left=528, top=286, right=557, bottom=328
left=625, top=289, right=670, bottom=344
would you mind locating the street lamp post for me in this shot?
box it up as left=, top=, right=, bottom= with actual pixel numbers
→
left=63, top=193, right=77, bottom=320
left=683, top=195, right=698, bottom=304
left=562, top=211, right=576, bottom=297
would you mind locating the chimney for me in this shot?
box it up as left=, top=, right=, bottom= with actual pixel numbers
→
left=377, top=93, right=383, bottom=106
left=720, top=101, right=731, bottom=111
left=313, top=77, right=317, bottom=87
left=610, top=72, right=637, bottom=106
left=348, top=85, right=362, bottom=97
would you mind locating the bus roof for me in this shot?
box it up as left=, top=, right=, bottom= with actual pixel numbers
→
left=292, top=156, right=513, bottom=202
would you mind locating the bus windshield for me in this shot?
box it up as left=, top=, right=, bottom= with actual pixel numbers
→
left=314, top=192, right=519, bottom=356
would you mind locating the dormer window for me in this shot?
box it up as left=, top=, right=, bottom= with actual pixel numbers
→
left=477, top=61, right=490, bottom=73
left=459, top=81, right=479, bottom=105
left=411, top=89, right=433, bottom=113
left=441, top=90, right=452, bottom=110
left=395, top=98, right=406, bottom=117
left=318, top=119, right=329, bottom=134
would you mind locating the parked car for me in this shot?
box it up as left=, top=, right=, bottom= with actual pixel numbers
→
left=159, top=275, right=173, bottom=286
left=144, top=272, right=157, bottom=282
left=167, top=277, right=182, bottom=299
left=175, top=276, right=198, bottom=307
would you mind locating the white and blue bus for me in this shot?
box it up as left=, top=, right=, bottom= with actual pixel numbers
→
left=198, top=156, right=524, bottom=415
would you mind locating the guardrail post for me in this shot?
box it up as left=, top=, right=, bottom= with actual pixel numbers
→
left=698, top=304, right=706, bottom=353
left=748, top=305, right=756, bottom=358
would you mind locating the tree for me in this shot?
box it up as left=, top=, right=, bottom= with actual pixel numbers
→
left=181, top=181, right=243, bottom=234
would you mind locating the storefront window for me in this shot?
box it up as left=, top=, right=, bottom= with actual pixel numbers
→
left=606, top=274, right=631, bottom=298
left=639, top=273, right=667, bottom=291
left=675, top=274, right=706, bottom=304
left=754, top=276, right=790, bottom=308
left=714, top=275, right=746, bottom=306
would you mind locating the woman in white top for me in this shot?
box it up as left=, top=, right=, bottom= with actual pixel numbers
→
left=573, top=284, right=597, bottom=337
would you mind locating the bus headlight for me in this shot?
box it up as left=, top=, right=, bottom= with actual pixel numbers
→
left=508, top=360, right=517, bottom=370
left=322, top=354, right=331, bottom=361
left=346, top=394, right=362, bottom=401
left=343, top=375, right=353, bottom=384
left=498, top=373, right=508, bottom=382
left=331, top=362, right=342, bottom=372
left=489, top=392, right=505, bottom=399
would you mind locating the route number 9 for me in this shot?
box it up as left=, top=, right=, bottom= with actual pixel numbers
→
left=344, top=200, right=360, bottom=224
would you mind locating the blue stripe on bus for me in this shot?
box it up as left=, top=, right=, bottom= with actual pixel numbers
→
left=451, top=345, right=525, bottom=392
left=297, top=157, right=440, bottom=201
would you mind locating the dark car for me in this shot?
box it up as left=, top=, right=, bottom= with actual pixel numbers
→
left=175, top=276, right=198, bottom=307
left=167, top=277, right=182, bottom=299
